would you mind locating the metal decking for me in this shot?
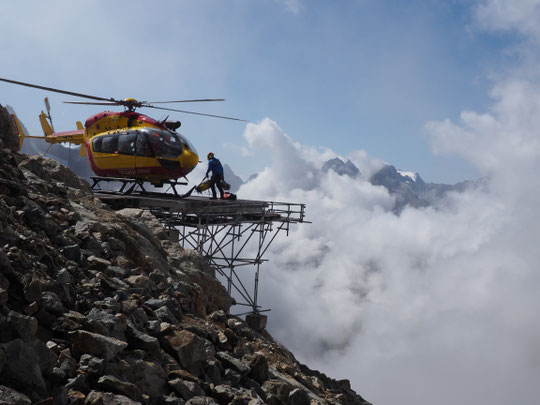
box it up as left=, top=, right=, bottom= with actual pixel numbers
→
left=95, top=192, right=307, bottom=315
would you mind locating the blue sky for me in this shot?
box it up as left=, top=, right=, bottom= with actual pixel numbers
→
left=0, top=0, right=520, bottom=183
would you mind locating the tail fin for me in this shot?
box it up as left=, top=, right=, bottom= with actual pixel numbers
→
left=10, top=113, right=26, bottom=150
left=39, top=111, right=53, bottom=136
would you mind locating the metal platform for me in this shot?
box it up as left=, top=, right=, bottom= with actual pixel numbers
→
left=96, top=192, right=307, bottom=315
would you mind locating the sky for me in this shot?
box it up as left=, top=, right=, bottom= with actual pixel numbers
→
left=0, top=0, right=519, bottom=184
left=3, top=1, right=540, bottom=405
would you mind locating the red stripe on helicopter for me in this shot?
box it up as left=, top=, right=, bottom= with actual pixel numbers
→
left=84, top=111, right=164, bottom=128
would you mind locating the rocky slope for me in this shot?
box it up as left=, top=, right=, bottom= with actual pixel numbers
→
left=0, top=104, right=370, bottom=405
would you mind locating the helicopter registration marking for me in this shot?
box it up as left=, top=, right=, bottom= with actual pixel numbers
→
left=118, top=169, right=151, bottom=175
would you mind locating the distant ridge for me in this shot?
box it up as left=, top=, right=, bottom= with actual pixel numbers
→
left=323, top=157, right=479, bottom=212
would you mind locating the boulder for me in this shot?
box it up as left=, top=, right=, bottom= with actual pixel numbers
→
left=97, top=375, right=143, bottom=403
left=163, top=330, right=206, bottom=377
left=0, top=339, right=48, bottom=401
left=0, top=385, right=32, bottom=405
left=0, top=105, right=20, bottom=151
left=68, top=330, right=127, bottom=361
left=84, top=391, right=141, bottom=405
left=168, top=378, right=205, bottom=401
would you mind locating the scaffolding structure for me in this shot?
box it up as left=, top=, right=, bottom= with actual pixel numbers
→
left=96, top=194, right=307, bottom=315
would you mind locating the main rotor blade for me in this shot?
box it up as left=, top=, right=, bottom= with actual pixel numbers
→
left=143, top=104, right=248, bottom=122
left=0, top=77, right=115, bottom=102
left=147, top=99, right=225, bottom=104
left=63, top=101, right=123, bottom=106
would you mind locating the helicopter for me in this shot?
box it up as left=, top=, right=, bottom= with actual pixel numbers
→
left=1, top=77, right=246, bottom=195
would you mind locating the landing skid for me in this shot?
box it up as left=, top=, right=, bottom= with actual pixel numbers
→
left=90, top=176, right=194, bottom=198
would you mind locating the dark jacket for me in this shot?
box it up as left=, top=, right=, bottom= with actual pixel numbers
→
left=206, top=158, right=224, bottom=176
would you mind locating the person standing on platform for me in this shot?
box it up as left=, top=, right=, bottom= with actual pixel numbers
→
left=205, top=152, right=225, bottom=200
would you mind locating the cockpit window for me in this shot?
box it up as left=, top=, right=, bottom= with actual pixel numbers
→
left=135, top=131, right=154, bottom=157
left=145, top=128, right=183, bottom=158
left=176, top=132, right=198, bottom=155
left=93, top=133, right=118, bottom=154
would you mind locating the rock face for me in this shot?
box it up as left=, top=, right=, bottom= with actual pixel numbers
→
left=222, top=164, right=244, bottom=193
left=369, top=164, right=477, bottom=212
left=322, top=157, right=478, bottom=213
left=0, top=104, right=370, bottom=404
left=322, top=158, right=360, bottom=178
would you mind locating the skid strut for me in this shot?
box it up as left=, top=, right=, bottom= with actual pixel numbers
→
left=90, top=176, right=191, bottom=198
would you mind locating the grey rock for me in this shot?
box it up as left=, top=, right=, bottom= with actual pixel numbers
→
left=185, top=397, right=219, bottom=405
left=155, top=305, right=180, bottom=324
left=65, top=374, right=88, bottom=392
left=0, top=105, right=20, bottom=151
left=243, top=379, right=266, bottom=402
left=0, top=339, right=47, bottom=401
left=211, top=384, right=234, bottom=403
left=58, top=350, right=78, bottom=378
left=0, top=385, right=32, bottom=405
left=163, top=330, right=205, bottom=377
left=262, top=380, right=291, bottom=405
left=87, top=308, right=127, bottom=340
left=30, top=338, right=58, bottom=374
left=216, top=351, right=250, bottom=376
left=145, top=320, right=161, bottom=335
left=68, top=330, right=127, bottom=361
left=84, top=390, right=142, bottom=405
left=56, top=268, right=73, bottom=284
left=203, top=360, right=222, bottom=385
left=23, top=278, right=42, bottom=302
left=163, top=393, right=186, bottom=405
left=98, top=375, right=143, bottom=402
left=207, top=310, right=227, bottom=324
left=169, top=378, right=205, bottom=401
left=61, top=244, right=81, bottom=263
left=224, top=368, right=242, bottom=386
left=145, top=297, right=179, bottom=313
left=121, top=358, right=169, bottom=400
left=0, top=272, right=9, bottom=290
left=0, top=250, right=13, bottom=274
left=126, top=322, right=160, bottom=352
left=87, top=255, right=112, bottom=271
left=0, top=349, right=5, bottom=375
left=288, top=388, right=310, bottom=405
left=41, top=291, right=65, bottom=314
left=7, top=311, right=37, bottom=342
left=247, top=353, right=269, bottom=384
left=79, top=354, right=105, bottom=375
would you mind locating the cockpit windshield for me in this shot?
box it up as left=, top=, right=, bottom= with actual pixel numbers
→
left=176, top=132, right=198, bottom=155
left=144, top=128, right=183, bottom=158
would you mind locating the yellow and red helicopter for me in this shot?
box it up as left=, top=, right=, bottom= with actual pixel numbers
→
left=1, top=77, right=245, bottom=195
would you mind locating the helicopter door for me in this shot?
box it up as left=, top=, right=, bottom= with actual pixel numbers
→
left=135, top=130, right=154, bottom=174
left=115, top=131, right=137, bottom=175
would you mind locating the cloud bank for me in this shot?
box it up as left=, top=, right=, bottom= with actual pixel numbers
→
left=235, top=2, right=540, bottom=404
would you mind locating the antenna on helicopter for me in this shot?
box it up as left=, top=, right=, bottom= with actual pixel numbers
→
left=44, top=97, right=55, bottom=132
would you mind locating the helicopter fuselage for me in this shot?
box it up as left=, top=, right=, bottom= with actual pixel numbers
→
left=83, top=111, right=199, bottom=183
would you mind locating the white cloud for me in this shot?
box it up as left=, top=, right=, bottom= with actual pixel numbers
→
left=237, top=72, right=540, bottom=404
left=276, top=0, right=304, bottom=15
left=476, top=0, right=540, bottom=40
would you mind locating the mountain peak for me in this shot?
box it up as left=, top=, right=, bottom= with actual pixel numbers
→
left=322, top=157, right=360, bottom=178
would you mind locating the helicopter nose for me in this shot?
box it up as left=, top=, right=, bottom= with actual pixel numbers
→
left=182, top=149, right=199, bottom=172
